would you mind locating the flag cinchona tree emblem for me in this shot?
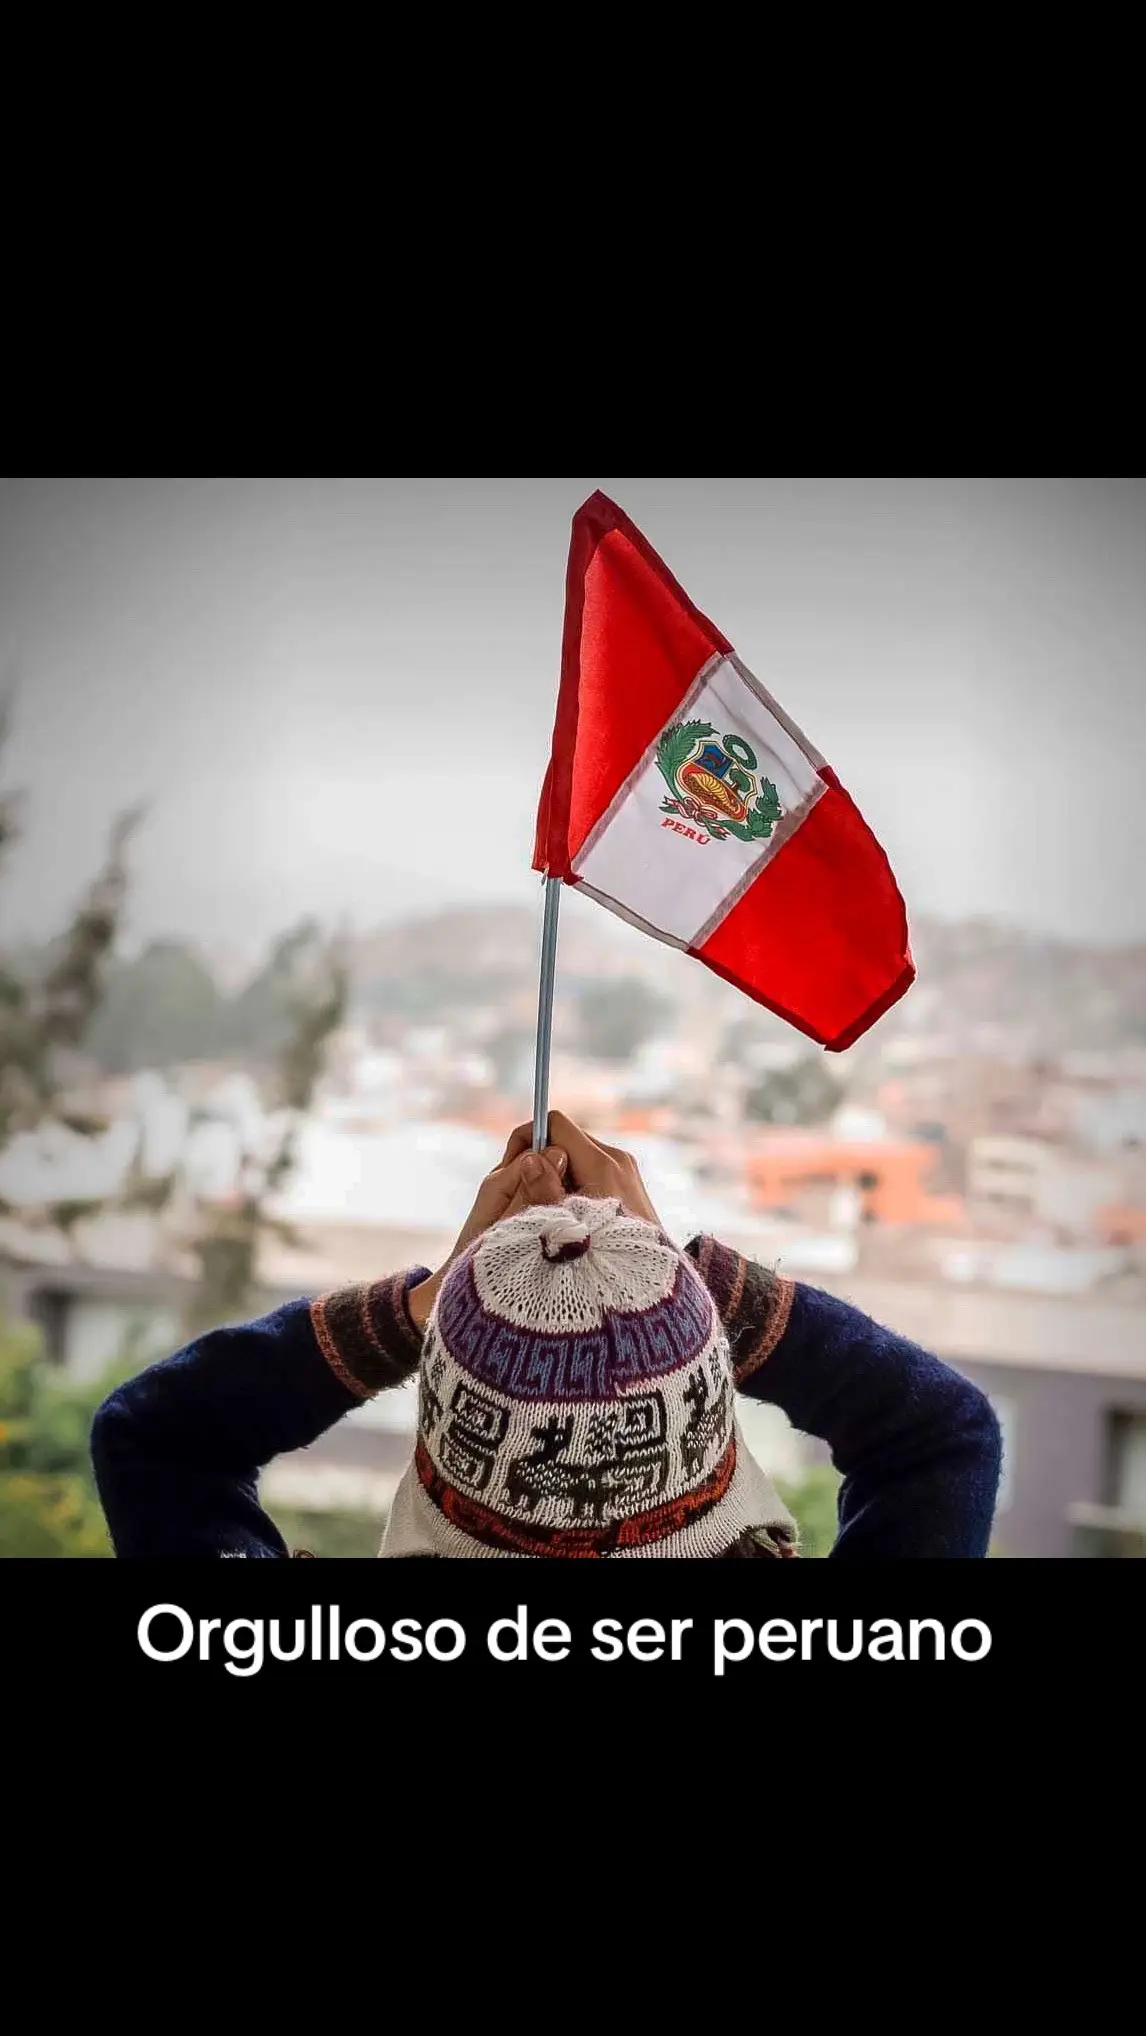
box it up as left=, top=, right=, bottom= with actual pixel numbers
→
left=656, top=722, right=783, bottom=843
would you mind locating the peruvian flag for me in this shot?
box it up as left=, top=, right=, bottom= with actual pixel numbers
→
left=533, top=491, right=915, bottom=1051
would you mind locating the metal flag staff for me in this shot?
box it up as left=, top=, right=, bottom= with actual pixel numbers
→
left=531, top=874, right=562, bottom=1151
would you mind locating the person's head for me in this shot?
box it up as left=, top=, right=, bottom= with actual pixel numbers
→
left=382, top=1193, right=797, bottom=1559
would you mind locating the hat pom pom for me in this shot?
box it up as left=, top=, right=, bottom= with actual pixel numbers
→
left=540, top=1218, right=592, bottom=1264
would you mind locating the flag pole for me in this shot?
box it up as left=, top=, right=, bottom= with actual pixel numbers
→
left=531, top=874, right=562, bottom=1151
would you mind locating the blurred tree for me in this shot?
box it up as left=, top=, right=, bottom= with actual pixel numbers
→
left=776, top=1464, right=842, bottom=1558
left=84, top=940, right=223, bottom=1073
left=24, top=917, right=373, bottom=1083
left=744, top=1055, right=843, bottom=1127
left=0, top=694, right=140, bottom=1208
left=0, top=1311, right=116, bottom=1556
left=221, top=919, right=318, bottom=1060
left=577, top=977, right=672, bottom=1064
left=0, top=814, right=142, bottom=1158
left=184, top=925, right=349, bottom=1332
left=0, top=694, right=152, bottom=1552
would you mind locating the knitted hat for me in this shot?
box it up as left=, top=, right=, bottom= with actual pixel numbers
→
left=381, top=1195, right=797, bottom=1559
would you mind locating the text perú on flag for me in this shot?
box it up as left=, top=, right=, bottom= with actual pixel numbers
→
left=533, top=491, right=915, bottom=1052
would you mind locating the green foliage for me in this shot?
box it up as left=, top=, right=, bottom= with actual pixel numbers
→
left=744, top=1055, right=843, bottom=1127
left=576, top=976, right=672, bottom=1065
left=185, top=925, right=348, bottom=1333
left=35, top=807, right=144, bottom=1052
left=0, top=781, right=140, bottom=1151
left=84, top=939, right=224, bottom=1074
left=656, top=719, right=716, bottom=798
left=0, top=699, right=140, bottom=1280
left=0, top=1473, right=111, bottom=1556
left=0, top=1311, right=118, bottom=1557
left=0, top=695, right=22, bottom=873
left=45, top=1198, right=106, bottom=1235
left=689, top=778, right=782, bottom=846
left=274, top=942, right=349, bottom=1121
left=777, top=1464, right=842, bottom=1559
left=223, top=920, right=322, bottom=1063
left=742, top=778, right=782, bottom=840
left=30, top=919, right=351, bottom=1084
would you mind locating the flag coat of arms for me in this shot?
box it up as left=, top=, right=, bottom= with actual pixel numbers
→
left=533, top=492, right=915, bottom=1051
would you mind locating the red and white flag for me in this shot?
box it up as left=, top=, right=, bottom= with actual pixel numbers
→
left=533, top=492, right=914, bottom=1051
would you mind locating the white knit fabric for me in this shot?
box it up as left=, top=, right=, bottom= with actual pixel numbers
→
left=471, top=1199, right=680, bottom=1329
left=380, top=1198, right=796, bottom=1559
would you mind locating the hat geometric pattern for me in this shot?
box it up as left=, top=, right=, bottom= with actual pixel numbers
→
left=381, top=1196, right=797, bottom=1559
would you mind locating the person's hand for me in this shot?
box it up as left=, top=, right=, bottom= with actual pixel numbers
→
left=500, top=1112, right=661, bottom=1228
left=407, top=1131, right=569, bottom=1329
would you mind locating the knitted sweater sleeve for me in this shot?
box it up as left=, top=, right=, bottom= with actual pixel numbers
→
left=90, top=1271, right=430, bottom=1558
left=685, top=1237, right=1002, bottom=1558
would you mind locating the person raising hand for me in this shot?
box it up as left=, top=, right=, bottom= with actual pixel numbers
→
left=91, top=1111, right=1001, bottom=1560
left=407, top=1132, right=569, bottom=1327
left=495, top=1112, right=661, bottom=1228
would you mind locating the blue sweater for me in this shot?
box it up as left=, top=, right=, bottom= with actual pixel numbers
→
left=90, top=1237, right=1002, bottom=1559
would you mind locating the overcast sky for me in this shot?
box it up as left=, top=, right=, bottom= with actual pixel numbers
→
left=1, top=476, right=1144, bottom=959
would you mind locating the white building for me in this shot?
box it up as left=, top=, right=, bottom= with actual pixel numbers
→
left=967, top=1135, right=1120, bottom=1239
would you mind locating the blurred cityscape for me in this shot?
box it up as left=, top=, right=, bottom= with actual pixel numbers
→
left=3, top=895, right=1146, bottom=1556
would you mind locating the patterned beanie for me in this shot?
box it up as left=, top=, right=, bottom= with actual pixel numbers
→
left=381, top=1194, right=798, bottom=1558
